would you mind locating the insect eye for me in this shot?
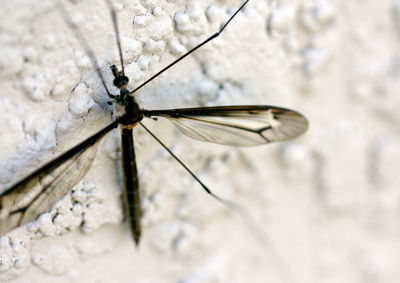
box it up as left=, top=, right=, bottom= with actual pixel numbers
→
left=113, top=76, right=129, bottom=88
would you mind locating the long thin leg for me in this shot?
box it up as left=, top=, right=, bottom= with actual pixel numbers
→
left=129, top=0, right=250, bottom=95
left=139, top=121, right=296, bottom=281
left=104, top=0, right=126, bottom=76
left=139, top=122, right=212, bottom=195
left=139, top=122, right=245, bottom=206
left=120, top=127, right=141, bottom=245
left=54, top=0, right=115, bottom=98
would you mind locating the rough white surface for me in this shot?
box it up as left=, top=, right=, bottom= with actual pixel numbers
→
left=0, top=0, right=399, bottom=282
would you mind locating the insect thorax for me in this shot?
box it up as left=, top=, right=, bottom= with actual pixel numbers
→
left=110, top=64, right=143, bottom=127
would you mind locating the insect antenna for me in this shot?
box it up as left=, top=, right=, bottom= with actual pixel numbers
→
left=54, top=0, right=115, bottom=99
left=129, top=0, right=250, bottom=95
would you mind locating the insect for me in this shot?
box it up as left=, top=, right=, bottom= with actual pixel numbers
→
left=0, top=0, right=308, bottom=245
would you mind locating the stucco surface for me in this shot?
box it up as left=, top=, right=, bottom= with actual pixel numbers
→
left=0, top=0, right=399, bottom=282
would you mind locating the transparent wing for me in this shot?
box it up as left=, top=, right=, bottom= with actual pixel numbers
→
left=142, top=106, right=308, bottom=146
left=0, top=121, right=119, bottom=235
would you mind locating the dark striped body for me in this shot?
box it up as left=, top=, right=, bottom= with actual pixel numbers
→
left=118, top=91, right=144, bottom=245
left=120, top=126, right=141, bottom=244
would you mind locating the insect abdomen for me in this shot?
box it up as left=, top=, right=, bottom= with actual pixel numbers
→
left=120, top=126, right=141, bottom=245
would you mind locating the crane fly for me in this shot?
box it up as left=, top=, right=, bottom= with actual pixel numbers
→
left=0, top=0, right=308, bottom=245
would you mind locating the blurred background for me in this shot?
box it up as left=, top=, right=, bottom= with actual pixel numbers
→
left=0, top=0, right=399, bottom=282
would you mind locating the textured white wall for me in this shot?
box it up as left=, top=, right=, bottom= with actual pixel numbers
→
left=1, top=0, right=399, bottom=282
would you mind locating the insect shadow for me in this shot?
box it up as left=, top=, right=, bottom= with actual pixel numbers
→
left=0, top=0, right=308, bottom=245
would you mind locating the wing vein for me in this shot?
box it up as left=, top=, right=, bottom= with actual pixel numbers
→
left=144, top=106, right=308, bottom=146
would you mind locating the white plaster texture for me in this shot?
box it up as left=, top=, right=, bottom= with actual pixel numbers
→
left=0, top=0, right=399, bottom=282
